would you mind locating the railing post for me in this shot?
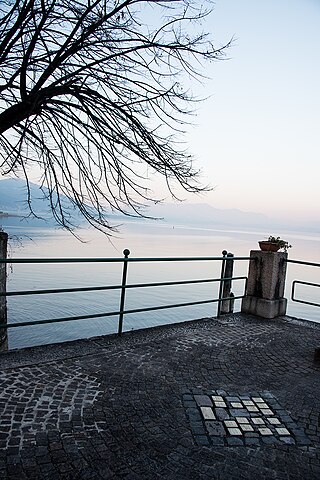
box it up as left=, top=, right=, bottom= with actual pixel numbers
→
left=0, top=231, right=8, bottom=352
left=221, top=252, right=234, bottom=315
left=217, top=250, right=227, bottom=318
left=118, top=249, right=130, bottom=336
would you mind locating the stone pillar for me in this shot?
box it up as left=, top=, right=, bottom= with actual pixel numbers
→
left=0, top=231, right=8, bottom=352
left=241, top=250, right=287, bottom=319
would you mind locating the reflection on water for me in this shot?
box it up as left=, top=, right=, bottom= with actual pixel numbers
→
left=3, top=221, right=320, bottom=350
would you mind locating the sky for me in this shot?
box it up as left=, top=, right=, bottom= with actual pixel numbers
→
left=174, top=0, right=320, bottom=223
left=1, top=0, right=319, bottom=226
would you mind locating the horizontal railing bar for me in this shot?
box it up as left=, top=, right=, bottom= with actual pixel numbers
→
left=0, top=294, right=245, bottom=329
left=291, top=299, right=320, bottom=308
left=286, top=259, right=320, bottom=268
left=291, top=280, right=320, bottom=308
left=292, top=280, right=320, bottom=288
left=0, top=276, right=247, bottom=297
left=115, top=295, right=245, bottom=317
left=0, top=256, right=251, bottom=264
left=1, top=284, right=121, bottom=297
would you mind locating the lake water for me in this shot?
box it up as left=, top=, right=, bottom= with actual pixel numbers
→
left=3, top=221, right=320, bottom=350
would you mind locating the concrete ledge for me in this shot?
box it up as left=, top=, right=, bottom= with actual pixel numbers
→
left=241, top=296, right=287, bottom=319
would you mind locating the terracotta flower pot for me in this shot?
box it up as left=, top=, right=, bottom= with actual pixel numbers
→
left=258, top=241, right=280, bottom=252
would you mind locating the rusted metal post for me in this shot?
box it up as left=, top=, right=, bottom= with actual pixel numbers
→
left=0, top=231, right=8, bottom=352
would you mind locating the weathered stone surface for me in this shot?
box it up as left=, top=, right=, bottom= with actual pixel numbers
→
left=241, top=250, right=288, bottom=318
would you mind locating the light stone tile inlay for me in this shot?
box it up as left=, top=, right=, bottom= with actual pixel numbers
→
left=276, top=428, right=291, bottom=436
left=224, top=420, right=237, bottom=428
left=252, top=418, right=265, bottom=425
left=260, top=409, right=273, bottom=416
left=185, top=390, right=312, bottom=447
left=268, top=418, right=281, bottom=425
left=247, top=406, right=259, bottom=412
left=236, top=417, right=249, bottom=424
left=240, top=424, right=254, bottom=432
left=228, top=428, right=242, bottom=436
left=259, top=428, right=273, bottom=436
left=200, top=407, right=216, bottom=420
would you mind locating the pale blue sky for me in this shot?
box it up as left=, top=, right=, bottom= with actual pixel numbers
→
left=3, top=1, right=319, bottom=225
left=178, top=0, right=320, bottom=223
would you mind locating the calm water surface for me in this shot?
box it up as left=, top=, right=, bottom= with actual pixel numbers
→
left=4, top=221, right=320, bottom=349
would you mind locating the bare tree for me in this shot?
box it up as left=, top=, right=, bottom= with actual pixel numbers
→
left=0, top=0, right=229, bottom=234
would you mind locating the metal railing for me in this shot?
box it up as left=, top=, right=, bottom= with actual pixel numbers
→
left=286, top=259, right=320, bottom=308
left=0, top=250, right=250, bottom=336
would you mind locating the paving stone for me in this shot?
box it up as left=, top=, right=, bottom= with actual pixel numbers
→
left=205, top=421, right=226, bottom=437
left=259, top=428, right=273, bottom=436
left=236, top=417, right=249, bottom=424
left=247, top=406, right=259, bottom=412
left=276, top=428, right=291, bottom=436
left=200, top=407, right=215, bottom=420
left=194, top=435, right=210, bottom=446
left=227, top=437, right=244, bottom=446
left=240, top=424, right=254, bottom=432
left=261, top=436, right=280, bottom=445
left=210, top=437, right=224, bottom=446
left=229, top=409, right=250, bottom=417
left=225, top=397, right=240, bottom=402
left=245, top=437, right=260, bottom=446
left=280, top=437, right=296, bottom=445
left=224, top=421, right=237, bottom=428
left=252, top=418, right=265, bottom=425
left=227, top=428, right=242, bottom=436
left=267, top=417, right=281, bottom=425
left=194, top=395, right=212, bottom=407
left=215, top=408, right=230, bottom=421
left=260, top=409, right=274, bottom=416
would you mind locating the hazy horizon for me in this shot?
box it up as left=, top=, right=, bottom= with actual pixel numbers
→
left=1, top=177, right=319, bottom=235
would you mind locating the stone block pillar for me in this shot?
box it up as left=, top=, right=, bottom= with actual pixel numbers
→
left=0, top=231, right=8, bottom=352
left=241, top=250, right=287, bottom=319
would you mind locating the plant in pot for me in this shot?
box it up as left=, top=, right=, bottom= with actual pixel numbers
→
left=258, top=236, right=292, bottom=252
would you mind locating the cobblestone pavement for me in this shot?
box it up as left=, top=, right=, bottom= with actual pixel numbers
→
left=1, top=313, right=320, bottom=479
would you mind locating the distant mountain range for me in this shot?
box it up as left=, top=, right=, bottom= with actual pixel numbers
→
left=0, top=178, right=80, bottom=227
left=0, top=178, right=318, bottom=233
left=147, top=202, right=269, bottom=228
